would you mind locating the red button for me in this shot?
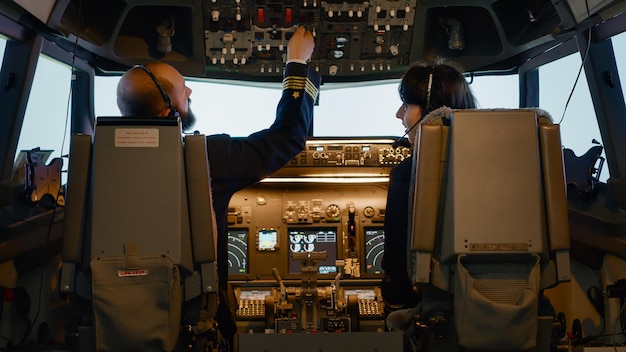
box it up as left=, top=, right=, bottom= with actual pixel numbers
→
left=257, top=8, right=265, bottom=23
left=285, top=8, right=292, bottom=23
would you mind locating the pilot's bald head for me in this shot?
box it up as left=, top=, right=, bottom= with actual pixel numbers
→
left=116, top=62, right=196, bottom=131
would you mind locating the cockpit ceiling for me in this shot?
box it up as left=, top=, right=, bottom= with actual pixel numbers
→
left=6, top=0, right=626, bottom=81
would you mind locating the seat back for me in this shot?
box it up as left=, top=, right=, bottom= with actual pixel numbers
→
left=61, top=117, right=218, bottom=351
left=90, top=117, right=194, bottom=269
left=408, top=108, right=570, bottom=351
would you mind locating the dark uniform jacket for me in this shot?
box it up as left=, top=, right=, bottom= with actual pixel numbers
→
left=381, top=157, right=421, bottom=310
left=204, top=62, right=321, bottom=348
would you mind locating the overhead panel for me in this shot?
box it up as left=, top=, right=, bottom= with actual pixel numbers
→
left=202, top=0, right=417, bottom=82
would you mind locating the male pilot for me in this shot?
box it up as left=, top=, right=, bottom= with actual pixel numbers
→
left=116, top=26, right=321, bottom=350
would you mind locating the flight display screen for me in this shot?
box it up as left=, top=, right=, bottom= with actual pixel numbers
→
left=257, top=228, right=279, bottom=251
left=238, top=289, right=272, bottom=301
left=343, top=288, right=376, bottom=300
left=288, top=227, right=338, bottom=274
left=364, top=227, right=385, bottom=274
left=228, top=228, right=248, bottom=274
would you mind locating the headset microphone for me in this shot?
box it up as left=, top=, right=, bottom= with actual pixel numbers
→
left=133, top=64, right=180, bottom=117
left=391, top=119, right=420, bottom=149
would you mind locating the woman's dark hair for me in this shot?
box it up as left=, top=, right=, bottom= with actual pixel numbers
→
left=398, top=59, right=477, bottom=113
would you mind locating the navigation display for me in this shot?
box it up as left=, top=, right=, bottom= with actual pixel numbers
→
left=288, top=227, right=338, bottom=274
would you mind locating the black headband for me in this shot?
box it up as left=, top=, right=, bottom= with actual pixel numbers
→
left=133, top=64, right=179, bottom=117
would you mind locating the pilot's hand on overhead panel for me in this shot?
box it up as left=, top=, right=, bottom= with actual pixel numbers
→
left=287, top=25, right=314, bottom=63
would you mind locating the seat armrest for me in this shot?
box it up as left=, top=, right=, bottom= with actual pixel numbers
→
left=62, top=134, right=92, bottom=264
left=409, top=123, right=448, bottom=284
left=184, top=134, right=217, bottom=263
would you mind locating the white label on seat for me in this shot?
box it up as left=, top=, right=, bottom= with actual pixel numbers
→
left=115, top=128, right=159, bottom=147
left=117, top=269, right=149, bottom=277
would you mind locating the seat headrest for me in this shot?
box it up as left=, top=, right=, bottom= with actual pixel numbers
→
left=420, top=106, right=453, bottom=126
left=419, top=107, right=554, bottom=126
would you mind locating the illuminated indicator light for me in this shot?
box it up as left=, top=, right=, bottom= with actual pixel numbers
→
left=257, top=8, right=265, bottom=22
left=3, top=288, right=15, bottom=302
left=286, top=8, right=292, bottom=22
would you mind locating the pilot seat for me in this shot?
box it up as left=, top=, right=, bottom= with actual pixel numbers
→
left=406, top=108, right=571, bottom=351
left=60, top=117, right=221, bottom=351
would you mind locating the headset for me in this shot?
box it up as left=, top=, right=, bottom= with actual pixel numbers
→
left=133, top=64, right=180, bottom=117
left=421, top=70, right=434, bottom=117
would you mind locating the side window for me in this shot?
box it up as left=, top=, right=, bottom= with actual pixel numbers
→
left=470, top=74, right=519, bottom=109
left=613, top=31, right=626, bottom=107
left=17, top=55, right=72, bottom=156
left=0, top=37, right=5, bottom=65
left=539, top=51, right=607, bottom=182
left=15, top=55, right=72, bottom=178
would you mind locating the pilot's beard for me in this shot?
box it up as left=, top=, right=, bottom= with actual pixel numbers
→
left=182, top=107, right=197, bottom=133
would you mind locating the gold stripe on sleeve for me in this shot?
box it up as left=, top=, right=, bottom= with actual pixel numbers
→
left=283, top=76, right=318, bottom=100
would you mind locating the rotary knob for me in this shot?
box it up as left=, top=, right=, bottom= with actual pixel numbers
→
left=363, top=206, right=375, bottom=218
left=326, top=204, right=341, bottom=220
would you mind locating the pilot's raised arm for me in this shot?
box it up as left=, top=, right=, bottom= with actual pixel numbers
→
left=207, top=27, right=320, bottom=346
left=204, top=25, right=321, bottom=350
left=207, top=25, right=320, bottom=196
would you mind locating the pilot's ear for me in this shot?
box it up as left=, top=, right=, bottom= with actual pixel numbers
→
left=157, top=106, right=172, bottom=117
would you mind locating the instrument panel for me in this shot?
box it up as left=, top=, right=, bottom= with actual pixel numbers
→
left=227, top=182, right=389, bottom=281
left=234, top=287, right=385, bottom=320
left=228, top=138, right=409, bottom=331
